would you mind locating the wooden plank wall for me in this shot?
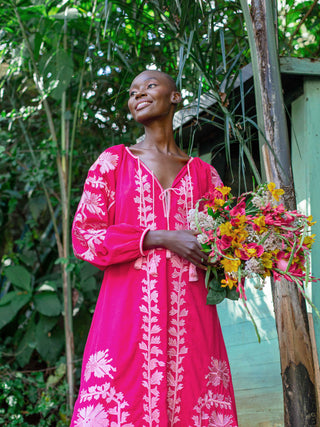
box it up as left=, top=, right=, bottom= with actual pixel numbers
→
left=218, top=280, right=284, bottom=426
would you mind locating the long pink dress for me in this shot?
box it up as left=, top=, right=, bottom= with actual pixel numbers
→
left=70, top=144, right=238, bottom=427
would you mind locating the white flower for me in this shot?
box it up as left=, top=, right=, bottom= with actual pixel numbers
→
left=188, top=209, right=215, bottom=231
left=244, top=258, right=264, bottom=275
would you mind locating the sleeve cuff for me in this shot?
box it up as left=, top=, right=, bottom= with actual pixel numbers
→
left=139, top=228, right=151, bottom=256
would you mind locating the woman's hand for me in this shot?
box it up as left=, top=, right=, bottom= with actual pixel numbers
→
left=143, top=230, right=208, bottom=270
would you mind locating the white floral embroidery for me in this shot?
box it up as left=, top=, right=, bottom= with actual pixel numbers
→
left=174, top=176, right=193, bottom=229
left=80, top=190, right=105, bottom=217
left=75, top=226, right=107, bottom=261
left=209, top=412, right=234, bottom=427
left=86, top=175, right=107, bottom=189
left=90, top=151, right=119, bottom=174
left=191, top=356, right=236, bottom=427
left=75, top=403, right=109, bottom=426
left=139, top=254, right=164, bottom=426
left=77, top=350, right=134, bottom=426
left=210, top=166, right=222, bottom=188
left=135, top=167, right=163, bottom=426
left=167, top=254, right=189, bottom=426
left=84, top=349, right=116, bottom=382
left=191, top=391, right=233, bottom=427
left=134, top=168, right=156, bottom=228
left=206, top=358, right=230, bottom=389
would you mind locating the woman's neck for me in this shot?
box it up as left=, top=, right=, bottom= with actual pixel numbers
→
left=142, top=122, right=177, bottom=154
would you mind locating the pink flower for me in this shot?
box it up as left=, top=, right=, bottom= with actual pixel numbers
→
left=218, top=235, right=233, bottom=251
left=236, top=243, right=264, bottom=260
left=229, top=200, right=246, bottom=217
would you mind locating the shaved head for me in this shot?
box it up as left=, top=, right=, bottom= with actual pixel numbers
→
left=132, top=70, right=178, bottom=92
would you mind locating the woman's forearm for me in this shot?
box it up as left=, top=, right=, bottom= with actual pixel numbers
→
left=142, top=229, right=208, bottom=269
left=143, top=230, right=172, bottom=250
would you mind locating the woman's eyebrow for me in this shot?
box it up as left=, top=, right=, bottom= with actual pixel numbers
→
left=128, top=77, right=160, bottom=91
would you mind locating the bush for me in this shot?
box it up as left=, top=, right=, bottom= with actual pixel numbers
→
left=0, top=363, right=70, bottom=426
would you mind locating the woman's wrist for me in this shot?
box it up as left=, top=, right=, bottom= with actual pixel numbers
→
left=143, top=230, right=172, bottom=250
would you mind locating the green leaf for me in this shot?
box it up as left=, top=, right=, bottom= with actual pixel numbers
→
left=35, top=323, right=64, bottom=363
left=0, top=291, right=31, bottom=329
left=4, top=265, right=32, bottom=291
left=226, top=286, right=240, bottom=301
left=39, top=50, right=74, bottom=100
left=33, top=292, right=62, bottom=316
left=207, top=287, right=226, bottom=305
left=46, top=363, right=66, bottom=387
left=16, top=317, right=36, bottom=367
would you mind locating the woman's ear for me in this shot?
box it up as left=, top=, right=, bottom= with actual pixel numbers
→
left=171, top=91, right=182, bottom=105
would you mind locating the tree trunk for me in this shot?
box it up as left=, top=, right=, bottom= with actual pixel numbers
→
left=240, top=0, right=318, bottom=424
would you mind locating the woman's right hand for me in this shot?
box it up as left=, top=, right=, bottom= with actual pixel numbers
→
left=143, top=229, right=208, bottom=270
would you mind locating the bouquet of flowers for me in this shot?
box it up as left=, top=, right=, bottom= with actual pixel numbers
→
left=188, top=182, right=318, bottom=337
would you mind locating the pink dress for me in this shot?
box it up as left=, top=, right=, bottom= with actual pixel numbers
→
left=70, top=144, right=238, bottom=427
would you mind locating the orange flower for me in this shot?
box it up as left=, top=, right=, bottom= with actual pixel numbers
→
left=267, top=182, right=284, bottom=202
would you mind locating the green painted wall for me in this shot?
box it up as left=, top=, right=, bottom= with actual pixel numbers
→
left=218, top=280, right=284, bottom=426
left=292, top=77, right=320, bottom=357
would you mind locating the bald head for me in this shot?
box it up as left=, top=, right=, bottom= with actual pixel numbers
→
left=132, top=70, right=178, bottom=92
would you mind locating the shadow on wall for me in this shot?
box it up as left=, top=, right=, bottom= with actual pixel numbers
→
left=217, top=278, right=284, bottom=427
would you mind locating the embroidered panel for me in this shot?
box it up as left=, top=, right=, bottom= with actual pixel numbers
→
left=73, top=151, right=118, bottom=261
left=190, top=357, right=236, bottom=427
left=134, top=167, right=164, bottom=426
left=167, top=254, right=189, bottom=425
left=74, top=349, right=134, bottom=427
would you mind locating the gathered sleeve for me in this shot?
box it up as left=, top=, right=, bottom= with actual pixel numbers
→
left=207, top=163, right=223, bottom=191
left=72, top=147, right=148, bottom=270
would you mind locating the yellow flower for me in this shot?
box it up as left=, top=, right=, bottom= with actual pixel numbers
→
left=253, top=216, right=267, bottom=233
left=221, top=257, right=241, bottom=273
left=216, top=186, right=232, bottom=197
left=221, top=275, right=238, bottom=290
left=261, top=252, right=273, bottom=269
left=232, top=228, right=248, bottom=244
left=235, top=215, right=247, bottom=226
left=219, top=222, right=233, bottom=237
left=214, top=198, right=225, bottom=208
left=303, top=234, right=316, bottom=248
left=267, top=182, right=285, bottom=202
left=307, top=216, right=316, bottom=226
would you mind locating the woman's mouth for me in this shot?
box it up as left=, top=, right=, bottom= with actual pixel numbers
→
left=136, top=101, right=151, bottom=111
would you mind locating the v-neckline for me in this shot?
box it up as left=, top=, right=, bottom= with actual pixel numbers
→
left=125, top=146, right=193, bottom=191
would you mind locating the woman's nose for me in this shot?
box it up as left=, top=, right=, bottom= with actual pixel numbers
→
left=135, top=88, right=146, bottom=99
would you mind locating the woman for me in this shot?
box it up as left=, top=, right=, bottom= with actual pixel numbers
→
left=70, top=70, right=238, bottom=426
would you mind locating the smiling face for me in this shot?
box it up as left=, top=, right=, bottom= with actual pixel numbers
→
left=128, top=71, right=181, bottom=125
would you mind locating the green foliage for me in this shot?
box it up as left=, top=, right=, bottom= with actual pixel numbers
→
left=0, top=363, right=70, bottom=426
left=278, top=0, right=320, bottom=57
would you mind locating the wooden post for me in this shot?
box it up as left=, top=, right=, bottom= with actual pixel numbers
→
left=240, top=1, right=318, bottom=424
